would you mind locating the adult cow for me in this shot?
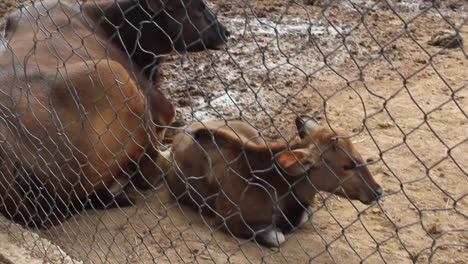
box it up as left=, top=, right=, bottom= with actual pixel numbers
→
left=0, top=0, right=229, bottom=227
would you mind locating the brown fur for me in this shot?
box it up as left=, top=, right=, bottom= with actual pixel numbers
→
left=0, top=0, right=229, bottom=227
left=167, top=117, right=382, bottom=247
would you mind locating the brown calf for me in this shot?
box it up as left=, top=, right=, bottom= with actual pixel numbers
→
left=167, top=117, right=383, bottom=247
left=0, top=0, right=229, bottom=227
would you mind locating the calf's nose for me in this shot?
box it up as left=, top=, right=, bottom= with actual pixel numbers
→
left=375, top=186, right=383, bottom=197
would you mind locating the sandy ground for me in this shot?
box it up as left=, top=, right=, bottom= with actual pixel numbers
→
left=0, top=0, right=467, bottom=263
left=0, top=216, right=81, bottom=264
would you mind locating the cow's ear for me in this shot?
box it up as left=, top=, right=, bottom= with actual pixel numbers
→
left=276, top=149, right=315, bottom=177
left=191, top=126, right=247, bottom=151
left=192, top=128, right=213, bottom=141
left=295, top=116, right=321, bottom=139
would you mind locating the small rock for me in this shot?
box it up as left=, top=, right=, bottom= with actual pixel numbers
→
left=421, top=0, right=441, bottom=9
left=304, top=0, right=321, bottom=6
left=447, top=1, right=463, bottom=10
left=177, top=98, right=191, bottom=107
left=170, top=119, right=186, bottom=127
left=377, top=122, right=393, bottom=129
left=254, top=10, right=267, bottom=18
left=414, top=58, right=426, bottom=64
left=427, top=223, right=442, bottom=235
left=428, top=30, right=463, bottom=49
left=199, top=254, right=212, bottom=260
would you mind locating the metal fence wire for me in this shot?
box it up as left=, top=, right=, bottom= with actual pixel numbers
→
left=0, top=0, right=466, bottom=263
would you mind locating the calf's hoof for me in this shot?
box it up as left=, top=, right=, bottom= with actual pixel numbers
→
left=255, top=227, right=286, bottom=248
left=297, top=206, right=313, bottom=227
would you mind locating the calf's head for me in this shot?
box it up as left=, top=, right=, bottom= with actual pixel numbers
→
left=158, top=0, right=230, bottom=51
left=276, top=116, right=383, bottom=205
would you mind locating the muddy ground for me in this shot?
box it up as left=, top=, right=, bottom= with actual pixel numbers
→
left=0, top=0, right=467, bottom=263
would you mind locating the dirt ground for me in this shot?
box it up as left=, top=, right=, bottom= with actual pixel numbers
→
left=0, top=216, right=81, bottom=264
left=0, top=0, right=467, bottom=263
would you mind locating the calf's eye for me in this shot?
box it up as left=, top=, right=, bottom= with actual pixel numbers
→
left=343, top=163, right=356, bottom=171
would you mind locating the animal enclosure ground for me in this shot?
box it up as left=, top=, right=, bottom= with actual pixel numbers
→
left=0, top=0, right=467, bottom=263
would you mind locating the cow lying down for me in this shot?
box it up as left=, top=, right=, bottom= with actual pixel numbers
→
left=166, top=116, right=383, bottom=247
left=0, top=0, right=229, bottom=227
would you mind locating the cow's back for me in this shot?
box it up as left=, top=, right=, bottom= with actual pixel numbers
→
left=0, top=1, right=109, bottom=68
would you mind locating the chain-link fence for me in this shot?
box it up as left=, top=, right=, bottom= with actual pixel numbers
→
left=0, top=0, right=466, bottom=263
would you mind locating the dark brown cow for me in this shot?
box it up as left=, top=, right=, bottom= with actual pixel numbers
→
left=0, top=0, right=229, bottom=227
left=167, top=117, right=383, bottom=247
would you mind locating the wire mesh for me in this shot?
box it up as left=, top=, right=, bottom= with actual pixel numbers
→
left=0, top=0, right=466, bottom=263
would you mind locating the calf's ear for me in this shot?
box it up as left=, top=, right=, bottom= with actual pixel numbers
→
left=276, top=149, right=315, bottom=177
